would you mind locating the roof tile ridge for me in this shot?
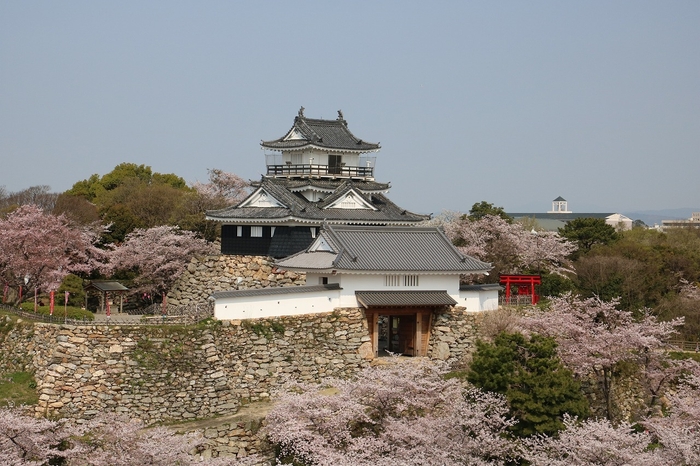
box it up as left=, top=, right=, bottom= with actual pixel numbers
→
left=259, top=178, right=302, bottom=211
left=370, top=193, right=431, bottom=220
left=326, top=224, right=358, bottom=265
left=317, top=181, right=354, bottom=208
left=435, top=226, right=473, bottom=263
left=296, top=117, right=322, bottom=142
left=450, top=239, right=492, bottom=269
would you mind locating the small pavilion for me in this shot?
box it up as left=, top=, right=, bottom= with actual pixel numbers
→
left=84, top=281, right=129, bottom=315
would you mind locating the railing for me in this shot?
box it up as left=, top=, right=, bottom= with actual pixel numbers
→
left=668, top=340, right=700, bottom=352
left=266, top=163, right=374, bottom=179
left=0, top=303, right=213, bottom=326
left=499, top=295, right=537, bottom=306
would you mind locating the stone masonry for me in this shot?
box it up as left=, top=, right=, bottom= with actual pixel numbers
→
left=1, top=304, right=485, bottom=459
left=428, top=306, right=484, bottom=361
left=167, top=255, right=306, bottom=305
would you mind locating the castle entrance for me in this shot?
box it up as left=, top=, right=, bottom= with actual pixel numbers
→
left=365, top=308, right=433, bottom=357
left=356, top=290, right=457, bottom=358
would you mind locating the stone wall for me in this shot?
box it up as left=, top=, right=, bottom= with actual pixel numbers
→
left=428, top=306, right=483, bottom=362
left=168, top=255, right=306, bottom=305
left=0, top=316, right=36, bottom=375
left=1, top=309, right=368, bottom=426
left=0, top=306, right=483, bottom=459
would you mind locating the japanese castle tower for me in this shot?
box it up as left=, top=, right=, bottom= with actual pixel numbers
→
left=206, top=108, right=429, bottom=258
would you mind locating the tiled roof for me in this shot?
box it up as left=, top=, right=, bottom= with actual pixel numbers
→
left=276, top=225, right=492, bottom=273
left=460, top=284, right=504, bottom=292
left=262, top=112, right=380, bottom=152
left=85, top=281, right=129, bottom=292
left=280, top=178, right=390, bottom=192
left=212, top=283, right=340, bottom=300
left=206, top=177, right=429, bottom=224
left=355, top=290, right=457, bottom=307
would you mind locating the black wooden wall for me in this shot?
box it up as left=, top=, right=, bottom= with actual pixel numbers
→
left=221, top=225, right=314, bottom=258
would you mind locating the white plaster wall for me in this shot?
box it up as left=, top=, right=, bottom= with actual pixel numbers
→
left=281, top=149, right=360, bottom=168
left=458, top=289, right=499, bottom=311
left=333, top=273, right=462, bottom=307
left=214, top=289, right=341, bottom=320
left=306, top=273, right=342, bottom=286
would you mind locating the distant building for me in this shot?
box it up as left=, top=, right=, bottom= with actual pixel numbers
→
left=509, top=197, right=633, bottom=231
left=206, top=108, right=429, bottom=258
left=661, top=212, right=700, bottom=230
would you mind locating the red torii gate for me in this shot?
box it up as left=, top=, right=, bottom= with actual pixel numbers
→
left=499, top=274, right=541, bottom=305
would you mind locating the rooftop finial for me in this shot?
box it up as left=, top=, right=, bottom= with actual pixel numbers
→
left=298, top=106, right=305, bottom=118
left=337, top=109, right=344, bottom=120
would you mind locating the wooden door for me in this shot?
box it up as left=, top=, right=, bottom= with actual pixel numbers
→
left=398, top=316, right=416, bottom=356
left=328, top=154, right=342, bottom=174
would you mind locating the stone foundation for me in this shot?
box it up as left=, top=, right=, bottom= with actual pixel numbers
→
left=1, top=305, right=484, bottom=460
left=167, top=255, right=306, bottom=305
left=428, top=306, right=483, bottom=361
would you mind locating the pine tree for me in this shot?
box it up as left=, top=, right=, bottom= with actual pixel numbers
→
left=467, top=332, right=589, bottom=437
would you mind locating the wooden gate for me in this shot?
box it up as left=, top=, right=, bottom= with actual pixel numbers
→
left=365, top=308, right=433, bottom=357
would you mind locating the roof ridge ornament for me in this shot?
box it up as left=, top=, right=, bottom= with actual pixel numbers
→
left=298, top=106, right=305, bottom=118
left=337, top=110, right=344, bottom=120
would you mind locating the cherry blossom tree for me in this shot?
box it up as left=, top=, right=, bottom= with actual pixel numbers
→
left=441, top=213, right=576, bottom=278
left=192, top=168, right=249, bottom=206
left=0, top=204, right=108, bottom=303
left=523, top=374, right=700, bottom=465
left=0, top=408, right=260, bottom=465
left=176, top=169, right=250, bottom=241
left=109, top=225, right=216, bottom=301
left=521, top=294, right=683, bottom=420
left=643, top=374, right=700, bottom=465
left=266, top=359, right=517, bottom=466
left=0, top=408, right=66, bottom=466
left=521, top=415, right=662, bottom=466
left=74, top=413, right=204, bottom=466
left=679, top=278, right=700, bottom=301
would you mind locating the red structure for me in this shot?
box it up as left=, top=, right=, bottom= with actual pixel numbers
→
left=499, top=274, right=542, bottom=305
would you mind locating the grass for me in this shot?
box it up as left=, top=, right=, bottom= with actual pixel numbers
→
left=20, top=302, right=94, bottom=321
left=0, top=371, right=38, bottom=407
left=669, top=351, right=700, bottom=363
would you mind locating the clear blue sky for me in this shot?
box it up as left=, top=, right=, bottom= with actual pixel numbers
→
left=1, top=1, right=698, bottom=215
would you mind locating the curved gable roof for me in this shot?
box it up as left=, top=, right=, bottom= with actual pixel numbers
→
left=206, top=177, right=429, bottom=224
left=276, top=225, right=491, bottom=274
left=261, top=110, right=380, bottom=152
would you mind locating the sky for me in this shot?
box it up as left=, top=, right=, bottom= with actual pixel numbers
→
left=1, top=1, right=698, bottom=216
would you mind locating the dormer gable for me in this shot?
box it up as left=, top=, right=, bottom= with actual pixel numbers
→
left=238, top=187, right=286, bottom=208
left=324, top=189, right=377, bottom=210
left=284, top=128, right=307, bottom=141
left=309, top=235, right=336, bottom=252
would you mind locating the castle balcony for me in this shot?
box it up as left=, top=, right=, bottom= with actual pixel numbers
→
left=266, top=163, right=375, bottom=180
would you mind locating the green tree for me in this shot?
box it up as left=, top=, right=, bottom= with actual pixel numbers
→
left=558, top=217, right=618, bottom=258
left=58, top=274, right=86, bottom=307
left=467, top=201, right=513, bottom=223
left=467, top=332, right=589, bottom=437
left=67, top=164, right=192, bottom=242
left=538, top=271, right=575, bottom=298
left=52, top=193, right=100, bottom=225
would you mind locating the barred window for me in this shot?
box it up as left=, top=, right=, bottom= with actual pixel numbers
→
left=404, top=275, right=419, bottom=286
left=384, top=275, right=419, bottom=287
left=385, top=275, right=401, bottom=287
left=250, top=226, right=263, bottom=237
